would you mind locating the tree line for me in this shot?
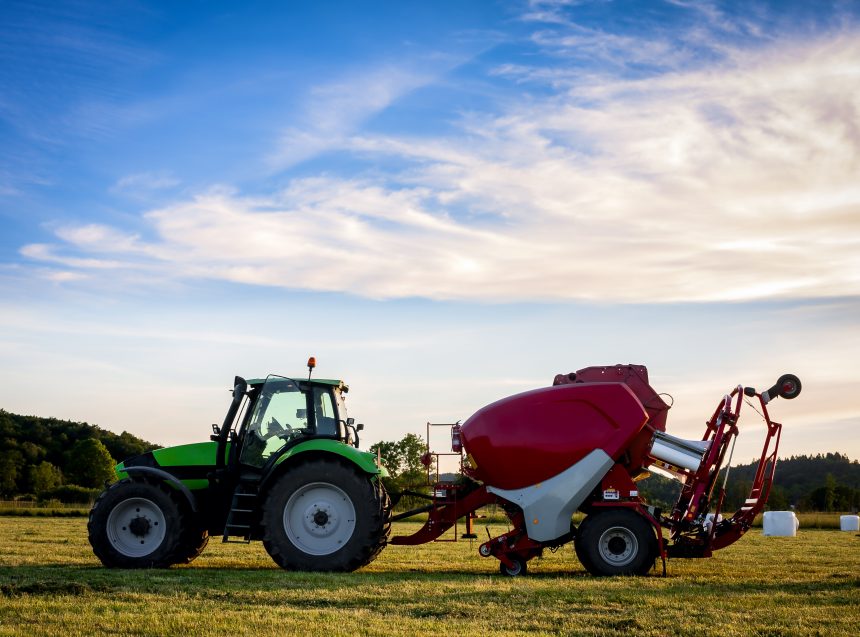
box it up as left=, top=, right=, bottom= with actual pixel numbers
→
left=2, top=406, right=857, bottom=513
left=637, top=452, right=860, bottom=512
left=0, top=409, right=157, bottom=502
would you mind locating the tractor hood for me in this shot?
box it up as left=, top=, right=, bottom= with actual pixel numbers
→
left=115, top=441, right=224, bottom=490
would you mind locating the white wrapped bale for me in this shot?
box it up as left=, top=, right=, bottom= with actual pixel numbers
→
left=762, top=511, right=799, bottom=537
left=840, top=515, right=859, bottom=531
left=703, top=513, right=723, bottom=534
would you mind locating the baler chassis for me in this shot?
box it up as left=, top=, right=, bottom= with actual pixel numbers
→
left=391, top=367, right=800, bottom=576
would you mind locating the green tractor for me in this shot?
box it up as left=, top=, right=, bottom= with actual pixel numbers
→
left=88, top=363, right=391, bottom=571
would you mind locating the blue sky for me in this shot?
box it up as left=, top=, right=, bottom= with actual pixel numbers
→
left=1, top=0, right=859, bottom=462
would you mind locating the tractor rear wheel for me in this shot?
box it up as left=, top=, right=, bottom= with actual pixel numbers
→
left=88, top=479, right=185, bottom=568
left=575, top=509, right=657, bottom=576
left=261, top=458, right=391, bottom=572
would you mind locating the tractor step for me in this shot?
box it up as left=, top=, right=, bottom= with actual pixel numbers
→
left=222, top=487, right=259, bottom=543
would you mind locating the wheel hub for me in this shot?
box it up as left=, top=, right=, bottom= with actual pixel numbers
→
left=128, top=516, right=152, bottom=537
left=302, top=500, right=340, bottom=537
left=283, top=482, right=357, bottom=556
left=105, top=497, right=167, bottom=558
left=598, top=526, right=638, bottom=567
left=607, top=536, right=626, bottom=555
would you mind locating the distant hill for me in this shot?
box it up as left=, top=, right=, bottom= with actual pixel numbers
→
left=0, top=409, right=158, bottom=498
left=637, top=452, right=860, bottom=513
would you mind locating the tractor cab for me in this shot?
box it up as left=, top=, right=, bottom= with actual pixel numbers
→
left=234, top=375, right=360, bottom=469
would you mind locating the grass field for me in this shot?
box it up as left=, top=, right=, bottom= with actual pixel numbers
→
left=0, top=518, right=857, bottom=636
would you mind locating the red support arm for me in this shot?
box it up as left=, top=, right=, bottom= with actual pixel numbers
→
left=390, top=486, right=498, bottom=545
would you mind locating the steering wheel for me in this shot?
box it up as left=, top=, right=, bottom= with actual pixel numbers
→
left=265, top=417, right=293, bottom=439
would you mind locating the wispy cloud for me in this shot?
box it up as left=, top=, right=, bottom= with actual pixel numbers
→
left=111, top=172, right=181, bottom=194
left=15, top=12, right=860, bottom=304
left=268, top=66, right=436, bottom=170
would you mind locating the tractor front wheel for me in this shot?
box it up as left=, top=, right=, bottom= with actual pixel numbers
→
left=575, top=509, right=657, bottom=576
left=173, top=525, right=209, bottom=564
left=88, top=479, right=185, bottom=568
left=261, top=458, right=390, bottom=572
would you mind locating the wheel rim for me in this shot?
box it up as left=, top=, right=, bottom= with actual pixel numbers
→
left=106, top=497, right=167, bottom=558
left=283, top=482, right=356, bottom=556
left=597, top=525, right=639, bottom=567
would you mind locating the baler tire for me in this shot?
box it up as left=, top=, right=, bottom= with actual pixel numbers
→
left=575, top=509, right=657, bottom=576
left=499, top=557, right=527, bottom=577
left=88, top=478, right=185, bottom=569
left=261, top=458, right=391, bottom=572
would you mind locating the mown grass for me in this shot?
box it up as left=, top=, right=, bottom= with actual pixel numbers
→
left=0, top=503, right=851, bottom=528
left=0, top=518, right=857, bottom=636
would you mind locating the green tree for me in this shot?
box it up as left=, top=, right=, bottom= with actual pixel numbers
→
left=0, top=449, right=25, bottom=496
left=369, top=433, right=428, bottom=505
left=766, top=485, right=788, bottom=511
left=824, top=473, right=837, bottom=512
left=369, top=434, right=427, bottom=480
left=29, top=461, right=63, bottom=494
left=64, top=439, right=116, bottom=488
left=369, top=440, right=403, bottom=477
left=398, top=433, right=426, bottom=476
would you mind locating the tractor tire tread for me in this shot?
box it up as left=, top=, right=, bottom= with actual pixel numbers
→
left=88, top=477, right=186, bottom=569
left=261, top=458, right=391, bottom=572
left=165, top=486, right=209, bottom=565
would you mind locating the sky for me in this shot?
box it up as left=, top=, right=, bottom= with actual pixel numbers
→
left=1, top=0, right=858, bottom=465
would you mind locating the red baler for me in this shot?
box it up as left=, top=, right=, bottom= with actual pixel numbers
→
left=390, top=364, right=801, bottom=576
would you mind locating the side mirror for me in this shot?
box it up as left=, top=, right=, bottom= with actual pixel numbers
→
left=356, top=423, right=364, bottom=431
left=347, top=417, right=355, bottom=426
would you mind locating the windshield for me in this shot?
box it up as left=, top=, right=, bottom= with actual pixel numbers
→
left=239, top=377, right=310, bottom=467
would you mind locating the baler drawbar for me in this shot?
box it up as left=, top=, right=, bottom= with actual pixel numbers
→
left=390, top=364, right=801, bottom=576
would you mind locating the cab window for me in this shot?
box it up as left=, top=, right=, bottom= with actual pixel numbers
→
left=240, top=379, right=309, bottom=467
left=313, top=387, right=338, bottom=437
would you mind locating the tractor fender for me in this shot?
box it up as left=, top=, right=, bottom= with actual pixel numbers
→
left=120, top=466, right=199, bottom=513
left=260, top=439, right=387, bottom=492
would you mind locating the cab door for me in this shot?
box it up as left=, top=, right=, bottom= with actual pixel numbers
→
left=238, top=377, right=311, bottom=469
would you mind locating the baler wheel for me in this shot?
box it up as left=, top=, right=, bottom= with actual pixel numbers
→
left=88, top=478, right=185, bottom=568
left=575, top=509, right=657, bottom=576
left=262, top=458, right=391, bottom=572
left=499, top=557, right=527, bottom=577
